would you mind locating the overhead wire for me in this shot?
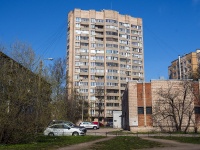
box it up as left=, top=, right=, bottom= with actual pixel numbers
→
left=144, top=24, right=181, bottom=58
left=32, top=18, right=67, bottom=67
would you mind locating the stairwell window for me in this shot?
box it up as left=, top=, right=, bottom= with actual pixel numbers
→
left=138, top=107, right=144, bottom=114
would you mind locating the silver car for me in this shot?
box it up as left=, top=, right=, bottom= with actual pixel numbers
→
left=79, top=122, right=99, bottom=129
left=44, top=123, right=85, bottom=136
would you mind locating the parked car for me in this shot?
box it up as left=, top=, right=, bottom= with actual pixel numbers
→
left=48, top=120, right=87, bottom=133
left=44, top=123, right=85, bottom=136
left=79, top=122, right=99, bottom=129
left=92, top=121, right=104, bottom=127
left=106, top=122, right=113, bottom=127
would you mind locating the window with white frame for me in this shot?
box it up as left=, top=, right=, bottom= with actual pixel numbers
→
left=76, top=17, right=81, bottom=22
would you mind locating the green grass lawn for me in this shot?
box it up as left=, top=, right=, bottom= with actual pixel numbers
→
left=88, top=136, right=163, bottom=150
left=153, top=136, right=200, bottom=144
left=0, top=135, right=105, bottom=150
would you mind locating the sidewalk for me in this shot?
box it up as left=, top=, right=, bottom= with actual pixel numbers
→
left=141, top=137, right=200, bottom=150
left=57, top=136, right=115, bottom=150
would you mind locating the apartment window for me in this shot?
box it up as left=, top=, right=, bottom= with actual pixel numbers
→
left=75, top=42, right=80, bottom=46
left=76, top=17, right=81, bottom=22
left=74, top=74, right=79, bottom=80
left=126, top=29, right=130, bottom=33
left=131, top=30, right=138, bottom=34
left=90, top=88, right=95, bottom=93
left=106, top=31, right=118, bottom=36
left=80, top=62, right=88, bottom=66
left=81, top=18, right=89, bottom=22
left=80, top=68, right=88, bottom=72
left=106, top=110, right=113, bottom=114
left=96, top=43, right=104, bottom=47
left=80, top=49, right=88, bottom=53
left=80, top=42, right=89, bottom=47
left=106, top=76, right=118, bottom=80
left=91, top=75, right=95, bottom=80
left=106, top=25, right=118, bottom=30
left=91, top=30, right=95, bottom=35
left=146, top=107, right=152, bottom=114
left=138, top=107, right=144, bottom=114
left=75, top=68, right=80, bottom=73
left=106, top=50, right=118, bottom=54
left=131, top=36, right=137, bottom=40
left=75, top=55, right=80, bottom=60
left=96, top=19, right=104, bottom=23
left=131, top=24, right=137, bottom=28
left=91, top=18, right=96, bottom=23
left=96, top=82, right=104, bottom=86
left=91, top=82, right=96, bottom=86
left=80, top=82, right=88, bottom=86
left=106, top=19, right=117, bottom=24
left=80, top=36, right=89, bottom=40
left=90, top=68, right=95, bottom=73
left=91, top=43, right=96, bottom=48
left=106, top=44, right=118, bottom=48
left=75, top=23, right=80, bottom=28
left=114, top=103, right=119, bottom=107
left=79, top=89, right=88, bottom=93
left=96, top=69, right=104, bottom=73
left=106, top=103, right=113, bottom=106
left=75, top=62, right=80, bottom=66
left=107, top=69, right=118, bottom=73
left=76, top=36, right=80, bottom=40
left=119, top=28, right=126, bottom=32
left=132, top=42, right=139, bottom=46
left=107, top=82, right=118, bottom=86
left=106, top=56, right=118, bottom=60
left=91, top=24, right=95, bottom=29
left=74, top=82, right=79, bottom=86
left=120, top=46, right=125, bottom=50
left=90, top=36, right=95, bottom=41
left=96, top=56, right=104, bottom=60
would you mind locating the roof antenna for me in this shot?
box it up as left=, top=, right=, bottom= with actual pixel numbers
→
left=111, top=2, right=112, bottom=10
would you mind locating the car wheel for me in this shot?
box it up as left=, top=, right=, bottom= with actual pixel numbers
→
left=48, top=132, right=54, bottom=136
left=93, top=126, right=97, bottom=130
left=72, top=132, right=79, bottom=136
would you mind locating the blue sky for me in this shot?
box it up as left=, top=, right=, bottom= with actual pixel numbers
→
left=0, top=0, right=200, bottom=81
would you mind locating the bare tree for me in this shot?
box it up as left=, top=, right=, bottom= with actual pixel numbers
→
left=153, top=81, right=199, bottom=133
left=0, top=43, right=51, bottom=144
left=95, top=86, right=105, bottom=127
left=66, top=88, right=89, bottom=123
left=9, top=41, right=39, bottom=72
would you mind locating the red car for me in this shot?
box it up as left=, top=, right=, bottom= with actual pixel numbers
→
left=92, top=122, right=104, bottom=127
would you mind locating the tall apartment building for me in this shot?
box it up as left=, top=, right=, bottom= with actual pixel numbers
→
left=67, top=9, right=144, bottom=122
left=168, top=49, right=200, bottom=79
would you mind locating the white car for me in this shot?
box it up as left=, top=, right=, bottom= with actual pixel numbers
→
left=44, top=123, right=85, bottom=136
left=79, top=122, right=99, bottom=129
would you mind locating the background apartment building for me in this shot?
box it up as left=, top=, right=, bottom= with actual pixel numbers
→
left=67, top=9, right=144, bottom=122
left=168, top=49, right=200, bottom=79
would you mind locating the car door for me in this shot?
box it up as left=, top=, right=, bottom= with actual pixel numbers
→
left=85, top=122, right=92, bottom=129
left=51, top=124, right=64, bottom=136
left=63, top=124, right=72, bottom=136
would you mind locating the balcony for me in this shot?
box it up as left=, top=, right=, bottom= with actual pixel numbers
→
left=80, top=72, right=89, bottom=76
left=106, top=86, right=119, bottom=90
left=95, top=72, right=104, bottom=76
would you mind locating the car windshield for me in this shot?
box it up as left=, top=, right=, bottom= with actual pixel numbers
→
left=66, top=122, right=74, bottom=126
